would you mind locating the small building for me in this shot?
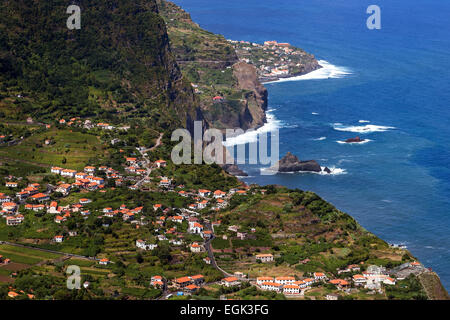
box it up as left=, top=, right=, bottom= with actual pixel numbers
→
left=255, top=253, right=274, bottom=263
left=221, top=277, right=241, bottom=287
left=190, top=242, right=202, bottom=253
left=283, top=284, right=300, bottom=295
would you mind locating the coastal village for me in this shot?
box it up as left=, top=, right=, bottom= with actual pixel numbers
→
left=0, top=0, right=447, bottom=302
left=0, top=117, right=437, bottom=300
left=229, top=40, right=320, bottom=82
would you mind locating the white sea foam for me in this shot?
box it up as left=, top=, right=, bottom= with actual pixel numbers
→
left=263, top=60, right=352, bottom=84
left=223, top=110, right=281, bottom=147
left=333, top=124, right=395, bottom=133
left=336, top=139, right=372, bottom=144
left=359, top=120, right=370, bottom=123
left=313, top=137, right=327, bottom=141
left=312, top=112, right=319, bottom=115
left=260, top=165, right=346, bottom=176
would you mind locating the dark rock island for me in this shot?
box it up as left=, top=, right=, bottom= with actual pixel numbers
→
left=274, top=152, right=330, bottom=173
left=345, top=136, right=365, bottom=143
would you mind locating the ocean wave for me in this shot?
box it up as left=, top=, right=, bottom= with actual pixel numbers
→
left=333, top=124, right=395, bottom=133
left=260, top=166, right=346, bottom=176
left=312, top=112, right=319, bottom=115
left=264, top=60, right=352, bottom=84
left=336, top=139, right=372, bottom=144
left=223, top=111, right=281, bottom=146
left=359, top=120, right=370, bottom=123
left=313, top=137, right=327, bottom=141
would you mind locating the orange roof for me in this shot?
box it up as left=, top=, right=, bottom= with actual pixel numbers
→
left=283, top=285, right=300, bottom=289
left=223, top=277, right=239, bottom=282
left=185, top=284, right=199, bottom=290
left=30, top=193, right=48, bottom=199
left=261, top=282, right=283, bottom=287
left=190, top=274, right=204, bottom=280
left=257, top=277, right=274, bottom=281
left=275, top=276, right=295, bottom=281
left=176, top=277, right=191, bottom=283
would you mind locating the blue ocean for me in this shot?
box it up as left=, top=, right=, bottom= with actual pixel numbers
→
left=172, top=0, right=450, bottom=289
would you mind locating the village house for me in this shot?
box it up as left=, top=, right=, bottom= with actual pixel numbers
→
left=255, top=253, right=274, bottom=263
left=30, top=193, right=50, bottom=203
left=283, top=284, right=301, bottom=295
left=260, top=282, right=283, bottom=292
left=174, top=277, right=192, bottom=289
left=5, top=181, right=18, bottom=188
left=213, top=190, right=226, bottom=198
left=275, top=276, right=296, bottom=285
left=136, top=239, right=158, bottom=251
left=197, top=200, right=208, bottom=209
left=198, top=189, right=211, bottom=197
left=61, top=169, right=77, bottom=178
left=150, top=275, right=165, bottom=288
left=54, top=235, right=64, bottom=243
left=353, top=274, right=367, bottom=286
left=313, top=272, right=327, bottom=281
left=56, top=184, right=71, bottom=195
left=221, top=277, right=241, bottom=287
left=190, top=242, right=202, bottom=253
left=51, top=167, right=63, bottom=175
left=79, top=198, right=92, bottom=205
left=257, top=277, right=274, bottom=286
left=99, top=258, right=110, bottom=265
left=154, top=160, right=167, bottom=168
left=6, top=215, right=24, bottom=226
left=189, top=222, right=204, bottom=234
left=2, top=202, right=17, bottom=213
left=84, top=166, right=96, bottom=174
left=159, top=179, right=171, bottom=188
left=48, top=202, right=60, bottom=214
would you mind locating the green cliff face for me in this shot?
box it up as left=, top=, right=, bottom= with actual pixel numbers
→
left=157, top=0, right=268, bottom=131
left=0, top=0, right=199, bottom=129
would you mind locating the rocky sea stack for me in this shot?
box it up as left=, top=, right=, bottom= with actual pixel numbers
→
left=275, top=152, right=330, bottom=173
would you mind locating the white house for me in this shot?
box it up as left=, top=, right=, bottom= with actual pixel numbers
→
left=275, top=276, right=295, bottom=285
left=283, top=284, right=300, bottom=295
left=190, top=242, right=202, bottom=253
left=257, top=277, right=274, bottom=286
left=54, top=235, right=64, bottom=243
left=255, top=254, right=274, bottom=263
left=136, top=240, right=158, bottom=251
left=221, top=277, right=240, bottom=287
left=260, top=282, right=283, bottom=292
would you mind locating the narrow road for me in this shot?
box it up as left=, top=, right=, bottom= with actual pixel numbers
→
left=135, top=133, right=163, bottom=187
left=203, top=222, right=232, bottom=277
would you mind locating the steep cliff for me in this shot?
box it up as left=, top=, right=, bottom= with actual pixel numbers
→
left=0, top=0, right=200, bottom=130
left=157, top=0, right=268, bottom=131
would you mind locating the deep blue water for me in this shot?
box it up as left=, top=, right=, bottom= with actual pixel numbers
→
left=172, top=0, right=450, bottom=289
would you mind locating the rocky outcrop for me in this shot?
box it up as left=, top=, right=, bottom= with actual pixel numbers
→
left=274, top=152, right=323, bottom=173
left=345, top=136, right=365, bottom=143
left=221, top=164, right=248, bottom=177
